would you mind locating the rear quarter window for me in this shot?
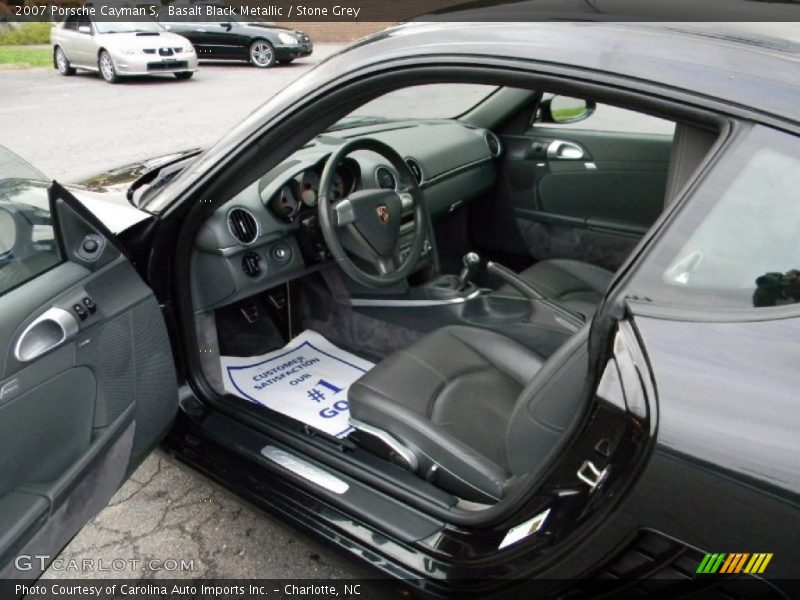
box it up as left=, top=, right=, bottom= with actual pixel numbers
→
left=627, top=125, right=800, bottom=310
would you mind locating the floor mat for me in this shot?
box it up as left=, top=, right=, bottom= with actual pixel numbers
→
left=220, top=330, right=374, bottom=438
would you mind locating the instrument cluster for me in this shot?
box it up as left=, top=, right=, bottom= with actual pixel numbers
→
left=267, top=160, right=358, bottom=223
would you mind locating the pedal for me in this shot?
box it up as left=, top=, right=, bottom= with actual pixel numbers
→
left=267, top=290, right=287, bottom=310
left=240, top=305, right=259, bottom=323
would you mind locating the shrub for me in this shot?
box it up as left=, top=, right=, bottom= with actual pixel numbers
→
left=0, top=22, right=53, bottom=46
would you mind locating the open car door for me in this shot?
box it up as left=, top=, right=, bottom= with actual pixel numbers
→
left=0, top=153, right=177, bottom=580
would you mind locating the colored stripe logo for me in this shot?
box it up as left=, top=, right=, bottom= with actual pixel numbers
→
left=696, top=552, right=773, bottom=574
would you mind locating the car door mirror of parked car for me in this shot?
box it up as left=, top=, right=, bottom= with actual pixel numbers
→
left=220, top=22, right=232, bottom=30
left=78, top=25, right=91, bottom=35
left=537, top=95, right=596, bottom=124
left=0, top=207, right=18, bottom=254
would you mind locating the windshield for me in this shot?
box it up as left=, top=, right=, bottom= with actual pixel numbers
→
left=328, top=83, right=499, bottom=131
left=0, top=145, right=46, bottom=184
left=95, top=21, right=163, bottom=34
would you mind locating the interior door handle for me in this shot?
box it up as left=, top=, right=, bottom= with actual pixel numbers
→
left=14, top=307, right=79, bottom=363
left=547, top=140, right=585, bottom=160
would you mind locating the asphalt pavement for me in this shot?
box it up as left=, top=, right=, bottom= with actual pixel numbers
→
left=0, top=44, right=342, bottom=181
left=2, top=46, right=378, bottom=582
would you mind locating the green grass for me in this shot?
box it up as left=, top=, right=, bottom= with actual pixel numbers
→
left=0, top=22, right=52, bottom=46
left=0, top=47, right=51, bottom=68
left=551, top=107, right=587, bottom=121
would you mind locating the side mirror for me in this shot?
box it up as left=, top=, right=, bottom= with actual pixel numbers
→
left=0, top=207, right=17, bottom=255
left=537, top=96, right=596, bottom=124
left=77, top=25, right=92, bottom=35
left=220, top=22, right=232, bottom=30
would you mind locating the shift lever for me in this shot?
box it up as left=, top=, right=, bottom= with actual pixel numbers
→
left=457, top=252, right=481, bottom=290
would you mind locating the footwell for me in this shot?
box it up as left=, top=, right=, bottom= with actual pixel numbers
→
left=220, top=330, right=374, bottom=438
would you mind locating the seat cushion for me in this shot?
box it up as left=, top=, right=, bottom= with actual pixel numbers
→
left=499, top=258, right=614, bottom=319
left=349, top=326, right=544, bottom=501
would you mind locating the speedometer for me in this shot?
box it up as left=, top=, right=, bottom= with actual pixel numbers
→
left=296, top=170, right=319, bottom=207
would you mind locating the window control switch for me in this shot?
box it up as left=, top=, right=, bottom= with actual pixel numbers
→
left=82, top=296, right=96, bottom=314
left=73, top=304, right=88, bottom=320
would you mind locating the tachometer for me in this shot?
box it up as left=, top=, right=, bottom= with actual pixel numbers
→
left=270, top=184, right=300, bottom=220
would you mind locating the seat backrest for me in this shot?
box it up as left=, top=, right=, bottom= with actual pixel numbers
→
left=505, top=324, right=591, bottom=478
left=664, top=123, right=719, bottom=207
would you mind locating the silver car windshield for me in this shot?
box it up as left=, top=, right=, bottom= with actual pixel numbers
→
left=94, top=21, right=163, bottom=34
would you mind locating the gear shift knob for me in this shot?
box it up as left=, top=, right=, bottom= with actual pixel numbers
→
left=457, top=252, right=481, bottom=290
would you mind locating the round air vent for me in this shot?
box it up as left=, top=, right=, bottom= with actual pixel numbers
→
left=375, top=166, right=397, bottom=190
left=485, top=131, right=502, bottom=157
left=241, top=252, right=262, bottom=277
left=405, top=158, right=423, bottom=184
left=227, top=208, right=259, bottom=245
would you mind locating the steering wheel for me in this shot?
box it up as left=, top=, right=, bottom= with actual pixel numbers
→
left=318, top=138, right=428, bottom=287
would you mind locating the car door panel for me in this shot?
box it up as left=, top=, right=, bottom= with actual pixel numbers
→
left=177, top=23, right=235, bottom=59
left=480, top=126, right=672, bottom=272
left=202, top=24, right=245, bottom=59
left=0, top=184, right=177, bottom=578
left=71, top=19, right=95, bottom=68
left=166, top=23, right=207, bottom=57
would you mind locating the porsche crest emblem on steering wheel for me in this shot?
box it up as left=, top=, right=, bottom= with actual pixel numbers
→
left=376, top=205, right=390, bottom=224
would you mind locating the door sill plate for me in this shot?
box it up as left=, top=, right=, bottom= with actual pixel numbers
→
left=261, top=445, right=349, bottom=494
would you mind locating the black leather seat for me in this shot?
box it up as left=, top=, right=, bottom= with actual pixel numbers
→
left=498, top=258, right=614, bottom=320
left=349, top=324, right=590, bottom=502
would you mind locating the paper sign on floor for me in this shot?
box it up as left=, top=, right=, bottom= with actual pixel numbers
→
left=220, top=330, right=374, bottom=438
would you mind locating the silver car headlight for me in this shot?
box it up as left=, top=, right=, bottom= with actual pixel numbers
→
left=120, top=46, right=144, bottom=55
left=278, top=33, right=298, bottom=45
left=184, top=45, right=195, bottom=54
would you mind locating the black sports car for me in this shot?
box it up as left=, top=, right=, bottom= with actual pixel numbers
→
left=1, top=13, right=798, bottom=600
left=157, top=6, right=312, bottom=67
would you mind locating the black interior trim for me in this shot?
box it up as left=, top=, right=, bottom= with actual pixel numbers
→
left=163, top=59, right=734, bottom=528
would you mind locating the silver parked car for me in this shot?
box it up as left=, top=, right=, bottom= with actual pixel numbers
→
left=51, top=17, right=198, bottom=83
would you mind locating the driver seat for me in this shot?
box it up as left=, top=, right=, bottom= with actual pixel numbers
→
left=348, top=324, right=589, bottom=502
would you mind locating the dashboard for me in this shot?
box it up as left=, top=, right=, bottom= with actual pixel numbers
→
left=191, top=120, right=502, bottom=312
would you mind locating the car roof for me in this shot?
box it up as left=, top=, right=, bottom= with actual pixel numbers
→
left=340, top=21, right=800, bottom=125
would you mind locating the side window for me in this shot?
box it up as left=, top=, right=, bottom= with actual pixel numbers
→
left=628, top=126, right=800, bottom=309
left=533, top=95, right=676, bottom=136
left=0, top=147, right=61, bottom=296
left=62, top=16, right=78, bottom=31
left=78, top=16, right=92, bottom=32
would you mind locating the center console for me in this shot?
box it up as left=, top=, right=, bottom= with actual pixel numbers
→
left=347, top=252, right=586, bottom=358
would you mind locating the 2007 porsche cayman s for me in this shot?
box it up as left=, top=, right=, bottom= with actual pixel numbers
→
left=1, top=14, right=798, bottom=598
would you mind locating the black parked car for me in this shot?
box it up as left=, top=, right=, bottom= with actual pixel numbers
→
left=1, top=13, right=798, bottom=599
left=157, top=5, right=312, bottom=68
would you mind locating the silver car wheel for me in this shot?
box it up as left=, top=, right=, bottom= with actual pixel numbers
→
left=99, top=51, right=116, bottom=82
left=249, top=41, right=274, bottom=68
left=55, top=48, right=68, bottom=73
